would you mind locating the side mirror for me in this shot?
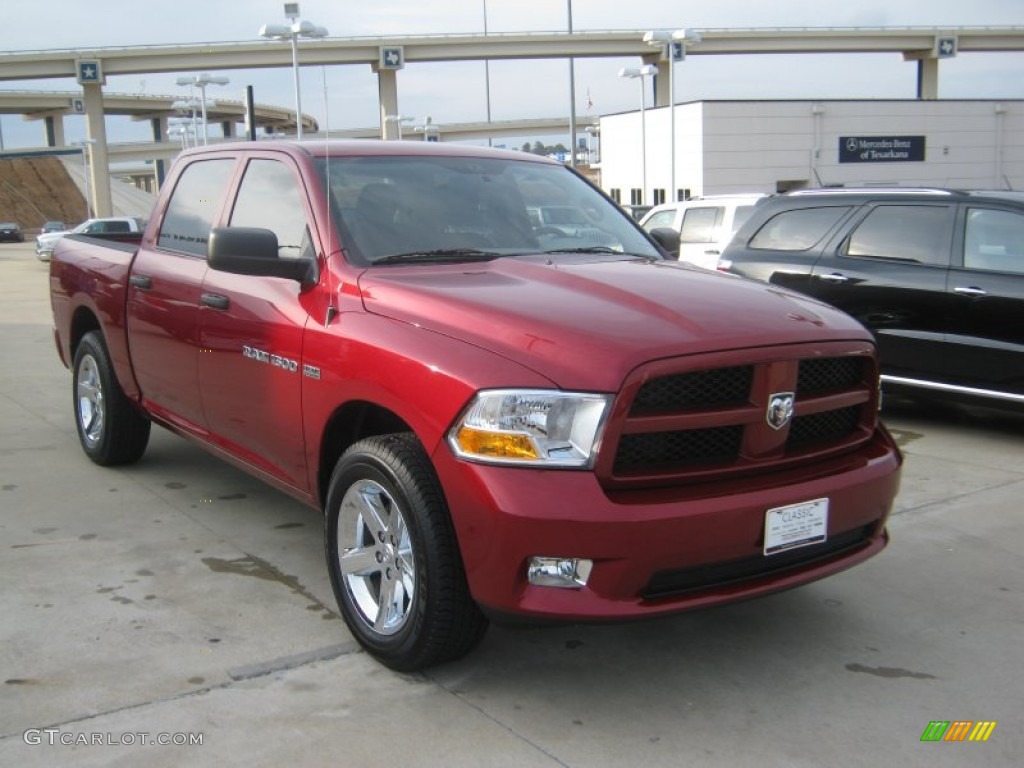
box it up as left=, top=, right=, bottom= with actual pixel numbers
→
left=649, top=227, right=680, bottom=258
left=207, top=227, right=315, bottom=284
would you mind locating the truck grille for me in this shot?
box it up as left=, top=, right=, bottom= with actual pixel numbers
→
left=598, top=343, right=878, bottom=488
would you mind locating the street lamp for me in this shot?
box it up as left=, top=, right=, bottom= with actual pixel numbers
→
left=384, top=114, right=415, bottom=140
left=618, top=64, right=658, bottom=207
left=171, top=96, right=202, bottom=148
left=643, top=29, right=701, bottom=203
left=71, top=138, right=96, bottom=219
left=414, top=116, right=440, bottom=142
left=175, top=73, right=229, bottom=145
left=259, top=3, right=328, bottom=140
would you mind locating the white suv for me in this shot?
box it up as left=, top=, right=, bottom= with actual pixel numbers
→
left=640, top=194, right=765, bottom=269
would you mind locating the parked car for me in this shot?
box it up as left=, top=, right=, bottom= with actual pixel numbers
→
left=36, top=216, right=146, bottom=261
left=640, top=194, right=765, bottom=269
left=0, top=222, right=25, bottom=243
left=41, top=220, right=66, bottom=233
left=719, top=187, right=1024, bottom=410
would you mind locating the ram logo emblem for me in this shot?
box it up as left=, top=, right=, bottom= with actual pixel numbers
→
left=766, top=392, right=795, bottom=430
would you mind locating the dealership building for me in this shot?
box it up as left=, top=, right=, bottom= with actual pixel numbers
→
left=597, top=98, right=1024, bottom=204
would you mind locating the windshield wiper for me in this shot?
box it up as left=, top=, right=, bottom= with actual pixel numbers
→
left=542, top=246, right=658, bottom=259
left=374, top=249, right=503, bottom=265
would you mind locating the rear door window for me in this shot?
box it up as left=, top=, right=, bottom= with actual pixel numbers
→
left=157, top=159, right=236, bottom=256
left=963, top=207, right=1024, bottom=274
left=749, top=206, right=850, bottom=251
left=846, top=205, right=953, bottom=266
left=679, top=207, right=723, bottom=244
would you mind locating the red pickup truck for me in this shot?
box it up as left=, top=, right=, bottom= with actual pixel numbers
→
left=50, top=140, right=901, bottom=670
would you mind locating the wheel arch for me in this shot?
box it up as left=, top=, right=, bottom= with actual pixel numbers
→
left=317, top=401, right=414, bottom=509
left=69, top=305, right=102, bottom=359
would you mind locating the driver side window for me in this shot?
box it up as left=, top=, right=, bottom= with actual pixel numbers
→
left=230, top=159, right=314, bottom=260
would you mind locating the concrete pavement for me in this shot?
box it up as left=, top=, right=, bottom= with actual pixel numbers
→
left=1, top=240, right=1020, bottom=767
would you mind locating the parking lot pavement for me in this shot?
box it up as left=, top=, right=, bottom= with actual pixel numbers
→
left=1, top=240, right=1021, bottom=766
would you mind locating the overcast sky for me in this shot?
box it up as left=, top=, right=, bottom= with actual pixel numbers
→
left=1, top=0, right=1022, bottom=148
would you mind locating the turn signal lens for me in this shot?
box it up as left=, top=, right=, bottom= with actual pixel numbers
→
left=448, top=389, right=611, bottom=468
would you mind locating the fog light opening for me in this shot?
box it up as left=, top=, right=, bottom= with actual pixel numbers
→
left=527, top=557, right=593, bottom=589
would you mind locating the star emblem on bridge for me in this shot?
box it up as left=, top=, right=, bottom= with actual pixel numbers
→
left=379, top=47, right=404, bottom=71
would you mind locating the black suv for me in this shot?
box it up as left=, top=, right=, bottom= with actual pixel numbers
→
left=720, top=188, right=1024, bottom=410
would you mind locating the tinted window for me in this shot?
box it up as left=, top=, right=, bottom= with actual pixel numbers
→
left=103, top=220, right=130, bottom=233
left=319, top=155, right=659, bottom=265
left=749, top=206, right=850, bottom=251
left=964, top=207, right=1024, bottom=274
left=230, top=159, right=311, bottom=260
left=731, top=205, right=756, bottom=233
left=679, top=207, right=722, bottom=244
left=847, top=205, right=952, bottom=266
left=158, top=159, right=235, bottom=256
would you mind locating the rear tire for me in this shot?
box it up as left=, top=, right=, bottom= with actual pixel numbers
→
left=72, top=331, right=151, bottom=466
left=325, top=433, right=487, bottom=671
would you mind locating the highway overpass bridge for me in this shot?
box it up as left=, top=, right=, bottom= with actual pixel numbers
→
left=1, top=26, right=1021, bottom=214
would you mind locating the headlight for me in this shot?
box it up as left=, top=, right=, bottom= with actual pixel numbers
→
left=448, top=389, right=612, bottom=468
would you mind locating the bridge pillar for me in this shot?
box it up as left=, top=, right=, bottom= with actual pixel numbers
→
left=644, top=52, right=669, bottom=107
left=917, top=59, right=939, bottom=100
left=150, top=116, right=168, bottom=190
left=83, top=82, right=112, bottom=217
left=376, top=68, right=400, bottom=140
left=44, top=115, right=66, bottom=147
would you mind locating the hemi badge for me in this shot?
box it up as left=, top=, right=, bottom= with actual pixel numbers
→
left=302, top=364, right=321, bottom=380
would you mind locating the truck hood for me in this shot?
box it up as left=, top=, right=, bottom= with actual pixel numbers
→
left=357, top=254, right=871, bottom=391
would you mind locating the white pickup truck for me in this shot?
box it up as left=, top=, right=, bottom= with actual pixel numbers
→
left=35, top=216, right=146, bottom=261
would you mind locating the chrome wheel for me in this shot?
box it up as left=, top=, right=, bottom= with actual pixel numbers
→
left=76, top=353, right=105, bottom=448
left=337, top=478, right=416, bottom=636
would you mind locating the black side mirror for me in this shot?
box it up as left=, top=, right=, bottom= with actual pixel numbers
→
left=207, top=227, right=315, bottom=284
left=649, top=227, right=680, bottom=258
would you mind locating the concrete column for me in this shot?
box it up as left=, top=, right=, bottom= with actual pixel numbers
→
left=917, top=59, right=939, bottom=100
left=222, top=120, right=236, bottom=138
left=377, top=67, right=399, bottom=140
left=150, top=116, right=168, bottom=190
left=82, top=82, right=112, bottom=217
left=44, top=115, right=66, bottom=147
left=644, top=52, right=669, bottom=107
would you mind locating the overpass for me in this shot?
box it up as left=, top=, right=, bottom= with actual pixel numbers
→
left=2, top=26, right=1022, bottom=215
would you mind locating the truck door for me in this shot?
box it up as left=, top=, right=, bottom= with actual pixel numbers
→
left=198, top=156, right=318, bottom=492
left=128, top=157, right=237, bottom=434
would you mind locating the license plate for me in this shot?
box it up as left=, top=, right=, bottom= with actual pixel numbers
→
left=764, top=498, right=828, bottom=556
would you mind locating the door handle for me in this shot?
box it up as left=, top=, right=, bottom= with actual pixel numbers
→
left=954, top=286, right=987, bottom=297
left=818, top=272, right=850, bottom=284
left=201, top=293, right=230, bottom=310
left=129, top=274, right=152, bottom=289
left=704, top=249, right=721, bottom=255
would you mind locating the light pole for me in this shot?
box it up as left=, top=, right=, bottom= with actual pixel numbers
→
left=384, top=115, right=415, bottom=140
left=171, top=96, right=202, bottom=148
left=618, top=64, right=658, bottom=207
left=259, top=3, right=328, bottom=140
left=175, top=74, right=229, bottom=145
left=414, top=116, right=440, bottom=142
left=72, top=139, right=96, bottom=219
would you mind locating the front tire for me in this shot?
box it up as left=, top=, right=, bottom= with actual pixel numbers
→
left=325, top=433, right=487, bottom=671
left=72, top=331, right=151, bottom=466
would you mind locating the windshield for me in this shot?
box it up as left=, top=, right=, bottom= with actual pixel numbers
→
left=315, top=155, right=661, bottom=265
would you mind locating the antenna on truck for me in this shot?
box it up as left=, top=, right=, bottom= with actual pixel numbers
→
left=320, top=63, right=338, bottom=327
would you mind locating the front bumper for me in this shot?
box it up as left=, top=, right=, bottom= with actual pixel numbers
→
left=431, top=427, right=901, bottom=621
